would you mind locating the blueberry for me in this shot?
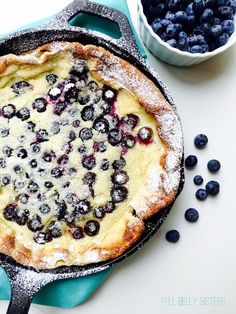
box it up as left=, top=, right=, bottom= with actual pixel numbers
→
left=72, top=119, right=80, bottom=128
left=0, top=158, right=6, bottom=169
left=188, top=34, right=206, bottom=46
left=19, top=193, right=29, bottom=204
left=30, top=159, right=37, bottom=168
left=36, top=129, right=48, bottom=142
left=48, top=87, right=62, bottom=100
left=154, top=3, right=168, bottom=17
left=42, top=150, right=56, bottom=162
left=200, top=8, right=214, bottom=23
left=221, top=19, right=235, bottom=35
left=2, top=104, right=16, bottom=119
left=17, top=148, right=28, bottom=159
left=160, top=19, right=172, bottom=27
left=185, top=155, right=198, bottom=168
left=111, top=170, right=129, bottom=185
left=27, top=181, right=39, bottom=193
left=27, top=215, right=43, bottom=232
left=78, top=145, right=87, bottom=154
left=32, top=144, right=41, bottom=153
left=0, top=174, right=11, bottom=186
left=102, top=86, right=116, bottom=103
left=81, top=106, right=95, bottom=121
left=13, top=164, right=22, bottom=173
left=46, top=74, right=58, bottom=85
left=2, top=145, right=13, bottom=157
left=104, top=202, right=116, bottom=213
left=168, top=0, right=181, bottom=12
left=95, top=142, right=107, bottom=153
left=72, top=227, right=84, bottom=239
left=55, top=201, right=67, bottom=220
left=88, top=80, right=98, bottom=91
left=16, top=209, right=29, bottom=225
left=83, top=172, right=96, bottom=186
left=138, top=127, right=153, bottom=143
left=0, top=128, right=9, bottom=138
left=193, top=0, right=205, bottom=15
left=190, top=45, right=204, bottom=53
left=194, top=134, right=208, bottom=148
left=165, top=229, right=180, bottom=243
left=99, top=101, right=112, bottom=115
left=111, top=186, right=128, bottom=203
left=32, top=98, right=47, bottom=113
left=195, top=188, right=208, bottom=200
left=201, top=23, right=212, bottom=36
left=194, top=175, right=204, bottom=185
left=11, top=81, right=31, bottom=95
left=122, top=114, right=139, bottom=129
left=39, top=204, right=51, bottom=214
left=84, top=220, right=100, bottom=236
left=167, top=39, right=178, bottom=47
left=93, top=117, right=109, bottom=133
left=217, top=5, right=234, bottom=19
left=78, top=94, right=90, bottom=105
left=166, top=23, right=180, bottom=37
left=175, top=11, right=188, bottom=24
left=187, top=15, right=196, bottom=29
left=186, top=3, right=194, bottom=15
left=64, top=83, right=78, bottom=103
left=70, top=60, right=88, bottom=77
left=34, top=231, right=52, bottom=244
left=179, top=31, right=188, bottom=40
left=27, top=121, right=36, bottom=132
left=100, top=159, right=109, bottom=171
left=202, top=44, right=210, bottom=52
left=93, top=207, right=106, bottom=219
left=82, top=155, right=96, bottom=170
left=47, top=221, right=62, bottom=238
left=108, top=128, right=123, bottom=146
left=178, top=37, right=188, bottom=50
left=3, top=204, right=17, bottom=221
left=16, top=107, right=30, bottom=121
left=69, top=130, right=76, bottom=141
left=207, top=159, right=221, bottom=172
left=51, top=167, right=63, bottom=178
left=44, top=181, right=53, bottom=189
left=53, top=101, right=67, bottom=115
left=211, top=24, right=223, bottom=37
left=205, top=180, right=220, bottom=195
left=79, top=128, right=93, bottom=141
left=57, top=154, right=69, bottom=165
left=165, top=11, right=176, bottom=22
left=74, top=200, right=91, bottom=215
left=112, top=157, right=126, bottom=170
left=123, top=134, right=136, bottom=148
left=151, top=21, right=163, bottom=35
left=216, top=33, right=229, bottom=47
left=185, top=208, right=199, bottom=222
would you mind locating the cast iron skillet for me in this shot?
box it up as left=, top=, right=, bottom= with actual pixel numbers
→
left=0, top=1, right=184, bottom=313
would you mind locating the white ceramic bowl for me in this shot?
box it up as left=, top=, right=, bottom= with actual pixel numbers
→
left=137, top=0, right=236, bottom=66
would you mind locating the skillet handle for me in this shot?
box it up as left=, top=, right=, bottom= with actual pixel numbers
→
left=1, top=261, right=55, bottom=314
left=44, top=0, right=140, bottom=58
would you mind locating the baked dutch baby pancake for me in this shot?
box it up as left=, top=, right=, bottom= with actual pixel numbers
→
left=0, top=42, right=183, bottom=269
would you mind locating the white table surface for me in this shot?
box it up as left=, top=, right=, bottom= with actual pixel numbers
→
left=0, top=1, right=235, bottom=313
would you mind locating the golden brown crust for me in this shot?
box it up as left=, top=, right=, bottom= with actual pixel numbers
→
left=0, top=42, right=183, bottom=269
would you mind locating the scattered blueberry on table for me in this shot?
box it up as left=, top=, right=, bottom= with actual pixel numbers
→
left=185, top=208, right=199, bottom=222
left=194, top=133, right=208, bottom=148
left=142, top=0, right=236, bottom=53
left=166, top=229, right=180, bottom=243
left=185, top=155, right=198, bottom=168
left=206, top=180, right=220, bottom=195
left=193, top=174, right=204, bottom=185
left=207, top=159, right=221, bottom=172
left=196, top=188, right=208, bottom=200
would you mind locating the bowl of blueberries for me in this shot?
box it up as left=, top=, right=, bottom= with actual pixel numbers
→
left=138, top=0, right=236, bottom=66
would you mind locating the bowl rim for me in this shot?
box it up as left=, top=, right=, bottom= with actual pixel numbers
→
left=137, top=0, right=236, bottom=58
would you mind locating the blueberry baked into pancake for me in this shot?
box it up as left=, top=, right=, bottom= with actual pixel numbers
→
left=0, top=42, right=183, bottom=269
